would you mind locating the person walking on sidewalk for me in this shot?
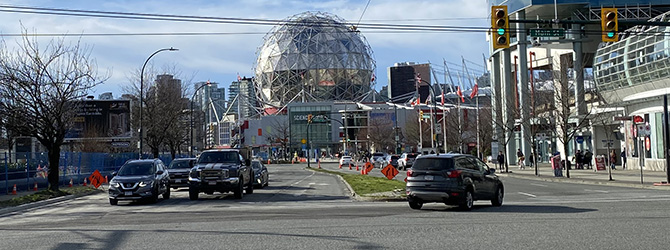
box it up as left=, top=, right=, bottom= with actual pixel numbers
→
left=621, top=148, right=627, bottom=170
left=497, top=151, right=505, bottom=171
left=575, top=150, right=583, bottom=169
left=610, top=150, right=617, bottom=170
left=517, top=148, right=525, bottom=170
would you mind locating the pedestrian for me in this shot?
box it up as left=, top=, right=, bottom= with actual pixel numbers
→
left=575, top=150, right=583, bottom=169
left=621, top=148, right=627, bottom=169
left=610, top=149, right=617, bottom=170
left=497, top=151, right=505, bottom=171
left=517, top=148, right=525, bottom=169
left=584, top=150, right=593, bottom=169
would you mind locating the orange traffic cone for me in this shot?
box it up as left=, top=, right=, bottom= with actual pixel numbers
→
left=339, top=164, right=342, bottom=169
left=11, top=184, right=17, bottom=195
left=356, top=164, right=360, bottom=171
left=104, top=176, right=109, bottom=184
left=82, top=178, right=87, bottom=187
left=349, top=163, right=352, bottom=170
left=69, top=178, right=73, bottom=187
left=267, top=159, right=271, bottom=165
left=318, top=161, right=321, bottom=169
left=33, top=182, right=38, bottom=191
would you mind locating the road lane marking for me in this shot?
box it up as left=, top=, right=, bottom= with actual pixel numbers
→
left=584, top=189, right=609, bottom=193
left=517, top=192, right=537, bottom=198
left=529, top=183, right=548, bottom=187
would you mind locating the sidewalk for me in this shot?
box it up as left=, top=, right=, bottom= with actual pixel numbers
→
left=498, top=162, right=670, bottom=190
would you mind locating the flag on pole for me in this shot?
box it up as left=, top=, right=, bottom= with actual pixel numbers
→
left=237, top=73, right=241, bottom=81
left=371, top=73, right=376, bottom=82
left=457, top=86, right=464, bottom=102
left=470, top=83, right=479, bottom=99
left=440, top=92, right=444, bottom=106
left=415, top=73, right=422, bottom=87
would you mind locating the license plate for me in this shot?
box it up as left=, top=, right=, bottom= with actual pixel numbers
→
left=424, top=175, right=434, bottom=180
left=175, top=179, right=181, bottom=183
left=208, top=181, right=217, bottom=185
left=124, top=191, right=132, bottom=196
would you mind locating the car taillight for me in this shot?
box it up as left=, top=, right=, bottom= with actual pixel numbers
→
left=407, top=169, right=413, bottom=177
left=446, top=170, right=461, bottom=178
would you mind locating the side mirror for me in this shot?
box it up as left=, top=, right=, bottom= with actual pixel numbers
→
left=156, top=170, right=164, bottom=175
left=111, top=171, right=117, bottom=176
left=245, top=159, right=251, bottom=166
left=488, top=168, right=496, bottom=174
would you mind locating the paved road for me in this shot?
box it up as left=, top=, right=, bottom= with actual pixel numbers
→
left=1, top=163, right=669, bottom=249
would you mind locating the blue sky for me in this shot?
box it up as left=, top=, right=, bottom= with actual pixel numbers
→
left=0, top=0, right=490, bottom=97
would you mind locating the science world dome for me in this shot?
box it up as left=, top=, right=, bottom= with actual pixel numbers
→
left=254, top=11, right=376, bottom=108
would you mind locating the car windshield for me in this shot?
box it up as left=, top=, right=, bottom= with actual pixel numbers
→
left=118, top=162, right=154, bottom=176
left=198, top=151, right=240, bottom=164
left=342, top=156, right=351, bottom=159
left=168, top=160, right=192, bottom=169
left=407, top=154, right=418, bottom=159
left=391, top=156, right=399, bottom=160
left=412, top=158, right=455, bottom=171
left=251, top=161, right=262, bottom=170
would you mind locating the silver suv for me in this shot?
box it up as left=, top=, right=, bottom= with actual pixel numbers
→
left=398, top=153, right=418, bottom=170
left=406, top=153, right=504, bottom=210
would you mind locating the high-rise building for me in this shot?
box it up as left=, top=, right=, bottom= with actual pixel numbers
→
left=229, top=77, right=256, bottom=118
left=387, top=62, right=431, bottom=103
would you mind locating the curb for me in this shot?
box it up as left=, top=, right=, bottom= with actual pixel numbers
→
left=0, top=190, right=103, bottom=216
left=306, top=167, right=406, bottom=202
left=499, top=172, right=670, bottom=190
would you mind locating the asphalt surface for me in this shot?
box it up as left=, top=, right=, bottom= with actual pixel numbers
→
left=1, top=163, right=670, bottom=249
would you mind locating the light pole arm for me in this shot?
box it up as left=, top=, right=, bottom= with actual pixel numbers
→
left=190, top=82, right=210, bottom=157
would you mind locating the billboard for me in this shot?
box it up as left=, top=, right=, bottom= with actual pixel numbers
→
left=66, top=100, right=132, bottom=139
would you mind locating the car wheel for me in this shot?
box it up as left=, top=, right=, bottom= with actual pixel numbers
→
left=163, top=185, right=171, bottom=200
left=491, top=186, right=504, bottom=207
left=150, top=187, right=159, bottom=203
left=459, top=190, right=474, bottom=211
left=245, top=178, right=254, bottom=194
left=234, top=178, right=244, bottom=199
left=109, top=198, right=118, bottom=206
left=189, top=186, right=199, bottom=200
left=409, top=201, right=423, bottom=210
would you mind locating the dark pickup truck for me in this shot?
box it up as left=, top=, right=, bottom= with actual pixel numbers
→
left=188, top=149, right=254, bottom=200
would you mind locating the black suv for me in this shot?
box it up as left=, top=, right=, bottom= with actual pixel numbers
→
left=405, top=153, right=503, bottom=210
left=188, top=149, right=253, bottom=200
left=108, top=159, right=170, bottom=205
left=167, top=158, right=196, bottom=189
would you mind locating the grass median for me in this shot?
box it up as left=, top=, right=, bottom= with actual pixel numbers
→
left=0, top=186, right=103, bottom=209
left=310, top=167, right=406, bottom=198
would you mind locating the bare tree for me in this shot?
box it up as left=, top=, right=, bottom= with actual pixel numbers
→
left=367, top=116, right=395, bottom=153
left=0, top=33, right=106, bottom=191
left=265, top=116, right=290, bottom=160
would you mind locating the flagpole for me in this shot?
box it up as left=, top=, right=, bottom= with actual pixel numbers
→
left=441, top=82, right=447, bottom=153
left=457, top=72, right=463, bottom=153
left=429, top=86, right=435, bottom=150
left=415, top=73, right=422, bottom=152
left=476, top=89, right=480, bottom=160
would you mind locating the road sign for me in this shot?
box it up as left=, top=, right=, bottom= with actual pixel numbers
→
left=612, top=116, right=632, bottom=121
left=365, top=162, right=374, bottom=173
left=576, top=136, right=584, bottom=143
left=381, top=164, right=399, bottom=180
left=88, top=170, right=104, bottom=188
left=530, top=28, right=565, bottom=37
left=301, top=138, right=306, bottom=144
left=633, top=115, right=644, bottom=123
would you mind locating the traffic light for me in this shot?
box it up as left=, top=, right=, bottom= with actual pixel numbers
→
left=601, top=8, right=618, bottom=42
left=307, top=114, right=313, bottom=123
left=491, top=5, right=509, bottom=50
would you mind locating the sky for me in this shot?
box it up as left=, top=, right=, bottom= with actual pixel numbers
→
left=0, top=0, right=491, bottom=98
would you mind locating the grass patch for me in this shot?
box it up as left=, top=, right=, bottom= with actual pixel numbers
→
left=0, top=186, right=102, bottom=209
left=311, top=168, right=406, bottom=196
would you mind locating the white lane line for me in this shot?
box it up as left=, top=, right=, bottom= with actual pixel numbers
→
left=517, top=192, right=537, bottom=198
left=584, top=189, right=609, bottom=193
left=529, top=183, right=548, bottom=187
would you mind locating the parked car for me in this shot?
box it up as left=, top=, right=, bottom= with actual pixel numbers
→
left=398, top=153, right=418, bottom=170
left=189, top=149, right=253, bottom=200
left=167, top=158, right=196, bottom=189
left=384, top=154, right=400, bottom=169
left=108, top=159, right=171, bottom=205
left=405, top=153, right=504, bottom=210
left=339, top=156, right=353, bottom=166
left=251, top=160, right=269, bottom=188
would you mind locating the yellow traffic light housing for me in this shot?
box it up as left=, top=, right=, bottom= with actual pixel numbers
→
left=491, top=5, right=509, bottom=50
left=601, top=8, right=619, bottom=42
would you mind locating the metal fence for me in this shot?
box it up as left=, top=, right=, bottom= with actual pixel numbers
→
left=1, top=152, right=186, bottom=195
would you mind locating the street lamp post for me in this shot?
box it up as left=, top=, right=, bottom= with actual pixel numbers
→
left=139, top=47, right=178, bottom=159
left=190, top=82, right=210, bottom=157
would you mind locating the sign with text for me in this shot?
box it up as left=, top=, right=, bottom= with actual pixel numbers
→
left=530, top=28, right=565, bottom=37
left=66, top=100, right=132, bottom=140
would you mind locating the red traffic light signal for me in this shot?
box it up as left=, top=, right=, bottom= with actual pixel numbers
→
left=633, top=115, right=644, bottom=123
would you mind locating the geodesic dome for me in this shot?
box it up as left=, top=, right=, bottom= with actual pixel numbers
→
left=254, top=11, right=376, bottom=107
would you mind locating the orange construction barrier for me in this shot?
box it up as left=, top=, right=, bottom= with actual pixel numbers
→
left=69, top=178, right=73, bottom=187
left=11, top=184, right=17, bottom=195
left=82, top=178, right=87, bottom=187
left=33, top=182, right=38, bottom=191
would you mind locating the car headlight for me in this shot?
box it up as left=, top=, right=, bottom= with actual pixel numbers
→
left=189, top=169, right=201, bottom=178
left=109, top=180, right=120, bottom=188
left=138, top=181, right=153, bottom=187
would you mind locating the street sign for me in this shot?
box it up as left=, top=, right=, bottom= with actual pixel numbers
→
left=576, top=136, right=584, bottom=143
left=633, top=115, right=644, bottom=123
left=530, top=28, right=565, bottom=37
left=613, top=116, right=632, bottom=121
left=88, top=170, right=104, bottom=188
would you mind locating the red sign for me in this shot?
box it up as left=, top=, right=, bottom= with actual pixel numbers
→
left=88, top=170, right=104, bottom=188
left=381, top=164, right=399, bottom=180
left=645, top=137, right=651, bottom=151
left=633, top=115, right=644, bottom=123
left=365, top=162, right=374, bottom=173
left=595, top=156, right=606, bottom=171
left=258, top=129, right=262, bottom=136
